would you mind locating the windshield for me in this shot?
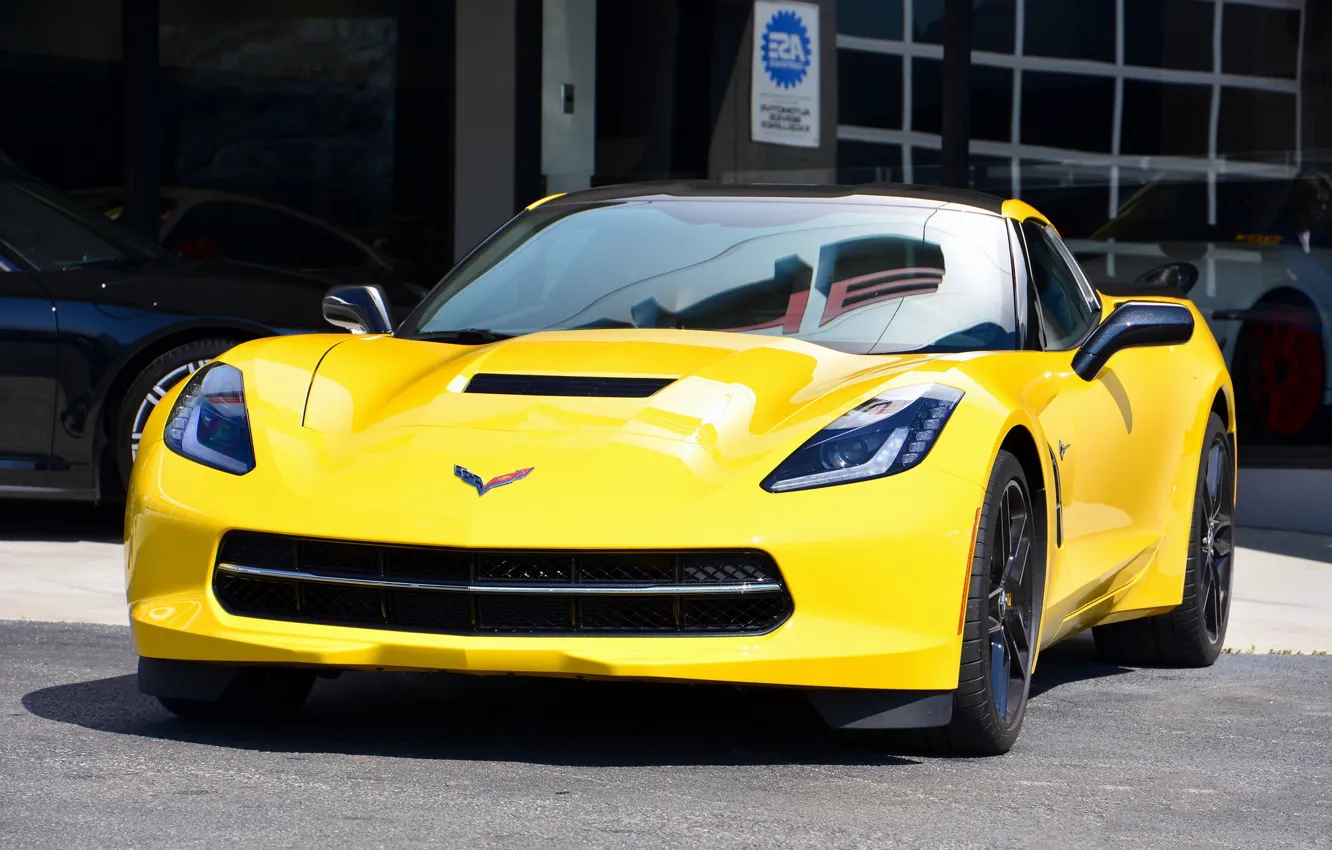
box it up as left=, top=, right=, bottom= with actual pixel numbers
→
left=0, top=173, right=175, bottom=270
left=402, top=199, right=1018, bottom=355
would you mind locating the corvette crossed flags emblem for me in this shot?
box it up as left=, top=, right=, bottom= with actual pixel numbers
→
left=454, top=464, right=534, bottom=496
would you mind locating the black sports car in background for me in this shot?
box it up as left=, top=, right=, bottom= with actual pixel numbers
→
left=0, top=167, right=422, bottom=501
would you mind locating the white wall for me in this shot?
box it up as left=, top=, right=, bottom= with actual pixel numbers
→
left=541, top=0, right=597, bottom=194
left=1238, top=468, right=1332, bottom=534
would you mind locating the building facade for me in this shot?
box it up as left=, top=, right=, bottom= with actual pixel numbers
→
left=2, top=0, right=1328, bottom=528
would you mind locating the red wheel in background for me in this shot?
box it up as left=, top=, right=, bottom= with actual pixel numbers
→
left=1235, top=303, right=1325, bottom=438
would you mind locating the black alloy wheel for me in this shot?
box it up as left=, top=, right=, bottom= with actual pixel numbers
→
left=987, top=479, right=1036, bottom=725
left=1093, top=412, right=1234, bottom=667
left=1197, top=428, right=1235, bottom=645
left=914, top=449, right=1043, bottom=756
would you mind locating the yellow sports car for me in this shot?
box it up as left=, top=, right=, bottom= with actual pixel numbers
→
left=126, top=183, right=1236, bottom=755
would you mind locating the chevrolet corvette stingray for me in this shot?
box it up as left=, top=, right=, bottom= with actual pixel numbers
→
left=125, top=183, right=1236, bottom=755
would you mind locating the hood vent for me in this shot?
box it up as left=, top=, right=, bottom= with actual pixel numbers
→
left=465, top=373, right=675, bottom=398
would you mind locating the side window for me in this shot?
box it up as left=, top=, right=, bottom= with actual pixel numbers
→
left=1023, top=221, right=1099, bottom=350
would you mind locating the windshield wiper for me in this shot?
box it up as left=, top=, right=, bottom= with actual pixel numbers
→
left=410, top=328, right=518, bottom=344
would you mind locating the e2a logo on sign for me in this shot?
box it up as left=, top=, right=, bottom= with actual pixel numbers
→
left=761, top=9, right=813, bottom=88
left=750, top=1, right=821, bottom=148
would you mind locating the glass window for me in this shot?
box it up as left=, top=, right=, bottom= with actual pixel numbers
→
left=837, top=0, right=904, bottom=40
left=1217, top=89, right=1297, bottom=158
left=0, top=174, right=173, bottom=270
left=1023, top=221, right=1097, bottom=350
left=165, top=201, right=372, bottom=269
left=1123, top=0, right=1212, bottom=71
left=912, top=59, right=1011, bottom=142
left=1023, top=0, right=1114, bottom=62
left=1222, top=4, right=1300, bottom=79
left=404, top=200, right=1019, bottom=356
left=836, top=141, right=904, bottom=185
left=837, top=50, right=904, bottom=130
left=1021, top=73, right=1114, bottom=152
left=913, top=0, right=1016, bottom=54
left=1091, top=177, right=1326, bottom=245
left=1120, top=81, right=1211, bottom=157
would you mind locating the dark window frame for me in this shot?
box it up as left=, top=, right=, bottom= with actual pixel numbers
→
left=1018, top=218, right=1102, bottom=351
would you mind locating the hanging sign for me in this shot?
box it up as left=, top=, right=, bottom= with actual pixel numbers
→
left=750, top=1, right=821, bottom=148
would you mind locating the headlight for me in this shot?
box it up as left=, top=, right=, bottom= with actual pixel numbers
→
left=162, top=362, right=255, bottom=475
left=762, top=384, right=964, bottom=492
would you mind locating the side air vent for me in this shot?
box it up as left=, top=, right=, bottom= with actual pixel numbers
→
left=465, top=373, right=675, bottom=398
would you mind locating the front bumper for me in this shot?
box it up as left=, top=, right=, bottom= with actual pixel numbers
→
left=126, top=440, right=984, bottom=692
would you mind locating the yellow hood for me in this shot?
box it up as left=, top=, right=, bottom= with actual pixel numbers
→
left=300, top=330, right=942, bottom=449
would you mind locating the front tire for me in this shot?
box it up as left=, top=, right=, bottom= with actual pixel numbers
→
left=115, top=338, right=241, bottom=489
left=918, top=450, right=1043, bottom=756
left=1092, top=412, right=1234, bottom=667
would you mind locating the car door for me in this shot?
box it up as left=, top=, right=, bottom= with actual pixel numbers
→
left=1022, top=219, right=1192, bottom=608
left=0, top=236, right=59, bottom=489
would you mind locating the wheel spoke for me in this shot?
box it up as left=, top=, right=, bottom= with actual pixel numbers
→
left=1005, top=619, right=1028, bottom=685
left=990, top=632, right=1010, bottom=719
left=1009, top=606, right=1031, bottom=654
left=1006, top=533, right=1030, bottom=589
left=1204, top=571, right=1221, bottom=635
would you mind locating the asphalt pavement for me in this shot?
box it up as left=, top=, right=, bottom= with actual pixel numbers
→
left=2, top=620, right=1330, bottom=849
left=3, top=501, right=1332, bottom=848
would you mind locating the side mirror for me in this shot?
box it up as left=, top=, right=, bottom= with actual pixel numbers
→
left=1072, top=301, right=1194, bottom=382
left=323, top=284, right=393, bottom=334
left=1134, top=262, right=1199, bottom=296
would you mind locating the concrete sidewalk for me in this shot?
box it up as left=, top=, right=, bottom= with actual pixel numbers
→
left=1, top=508, right=1330, bottom=652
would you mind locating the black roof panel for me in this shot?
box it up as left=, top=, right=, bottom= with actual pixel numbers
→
left=543, top=181, right=1006, bottom=214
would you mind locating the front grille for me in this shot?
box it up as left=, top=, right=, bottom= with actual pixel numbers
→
left=213, top=532, right=791, bottom=636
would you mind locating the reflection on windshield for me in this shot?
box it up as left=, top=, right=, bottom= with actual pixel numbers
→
left=406, top=200, right=1017, bottom=355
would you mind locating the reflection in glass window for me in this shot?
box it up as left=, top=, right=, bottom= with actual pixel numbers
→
left=1021, top=72, right=1114, bottom=153
left=1221, top=4, right=1300, bottom=80
left=837, top=0, right=904, bottom=40
left=1217, top=89, right=1297, bottom=158
left=1123, top=0, right=1213, bottom=71
left=1023, top=0, right=1114, bottom=61
left=0, top=175, right=172, bottom=270
left=165, top=202, right=372, bottom=270
left=912, top=0, right=1016, bottom=54
left=912, top=59, right=1012, bottom=142
left=837, top=51, right=904, bottom=131
left=406, top=200, right=1019, bottom=356
left=1119, top=81, right=1211, bottom=158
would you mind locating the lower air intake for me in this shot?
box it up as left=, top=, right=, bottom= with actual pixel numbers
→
left=213, top=532, right=791, bottom=636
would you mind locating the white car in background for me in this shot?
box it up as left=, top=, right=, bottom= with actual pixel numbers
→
left=1066, top=176, right=1332, bottom=448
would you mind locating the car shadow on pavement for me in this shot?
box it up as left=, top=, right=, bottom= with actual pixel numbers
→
left=0, top=499, right=122, bottom=543
left=22, top=670, right=927, bottom=766
left=21, top=636, right=1129, bottom=765
left=1028, top=633, right=1131, bottom=698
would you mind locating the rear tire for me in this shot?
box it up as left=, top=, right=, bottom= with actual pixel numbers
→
left=115, top=338, right=241, bottom=490
left=913, top=450, right=1043, bottom=756
left=157, top=668, right=315, bottom=722
left=1092, top=413, right=1234, bottom=667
